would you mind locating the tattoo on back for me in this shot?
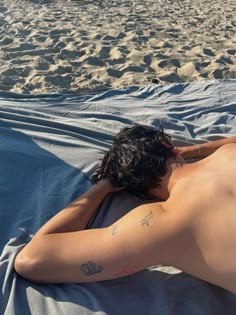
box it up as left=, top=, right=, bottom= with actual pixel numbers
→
left=141, top=210, right=153, bottom=227
left=80, top=261, right=104, bottom=276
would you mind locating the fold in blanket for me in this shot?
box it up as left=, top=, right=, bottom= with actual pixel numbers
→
left=1, top=80, right=236, bottom=315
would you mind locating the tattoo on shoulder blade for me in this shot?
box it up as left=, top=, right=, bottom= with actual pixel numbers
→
left=141, top=210, right=153, bottom=227
left=111, top=224, right=118, bottom=236
left=80, top=261, right=104, bottom=276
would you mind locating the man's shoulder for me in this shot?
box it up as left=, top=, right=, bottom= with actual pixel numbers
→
left=215, top=143, right=236, bottom=153
left=207, top=143, right=236, bottom=165
left=170, top=177, right=197, bottom=196
left=164, top=176, right=202, bottom=216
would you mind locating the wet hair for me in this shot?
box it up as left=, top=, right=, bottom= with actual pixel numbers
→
left=91, top=124, right=176, bottom=199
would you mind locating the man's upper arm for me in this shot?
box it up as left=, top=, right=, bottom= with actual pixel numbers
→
left=15, top=202, right=180, bottom=283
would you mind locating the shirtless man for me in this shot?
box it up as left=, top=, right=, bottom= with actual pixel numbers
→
left=14, top=125, right=236, bottom=294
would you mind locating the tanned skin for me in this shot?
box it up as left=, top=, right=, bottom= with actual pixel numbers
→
left=14, top=136, right=236, bottom=294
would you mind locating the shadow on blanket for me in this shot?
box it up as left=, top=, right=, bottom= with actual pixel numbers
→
left=0, top=125, right=88, bottom=314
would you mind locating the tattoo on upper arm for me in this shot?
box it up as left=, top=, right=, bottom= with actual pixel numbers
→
left=111, top=224, right=118, bottom=236
left=141, top=210, right=153, bottom=227
left=80, top=261, right=104, bottom=276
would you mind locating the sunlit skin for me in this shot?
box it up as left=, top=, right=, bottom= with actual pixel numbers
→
left=14, top=136, right=236, bottom=294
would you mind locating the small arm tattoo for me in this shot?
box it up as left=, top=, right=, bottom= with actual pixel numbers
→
left=80, top=261, right=103, bottom=276
left=141, top=210, right=153, bottom=227
left=111, top=224, right=118, bottom=236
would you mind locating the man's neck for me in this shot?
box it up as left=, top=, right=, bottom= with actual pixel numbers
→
left=151, top=159, right=200, bottom=200
left=167, top=161, right=197, bottom=191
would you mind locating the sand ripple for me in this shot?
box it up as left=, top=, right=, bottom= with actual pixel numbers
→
left=0, top=0, right=235, bottom=94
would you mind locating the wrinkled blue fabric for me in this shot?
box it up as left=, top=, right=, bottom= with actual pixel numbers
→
left=1, top=80, right=236, bottom=315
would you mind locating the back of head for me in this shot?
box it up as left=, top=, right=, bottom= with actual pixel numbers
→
left=91, top=124, right=176, bottom=199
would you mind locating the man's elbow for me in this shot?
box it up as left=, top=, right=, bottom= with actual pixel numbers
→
left=14, top=250, right=43, bottom=283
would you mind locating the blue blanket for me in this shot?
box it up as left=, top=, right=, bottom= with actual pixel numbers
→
left=1, top=80, right=236, bottom=315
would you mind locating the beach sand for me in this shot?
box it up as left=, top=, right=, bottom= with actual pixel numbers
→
left=0, top=0, right=235, bottom=94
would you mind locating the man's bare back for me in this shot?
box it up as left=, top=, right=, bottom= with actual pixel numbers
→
left=164, top=143, right=236, bottom=293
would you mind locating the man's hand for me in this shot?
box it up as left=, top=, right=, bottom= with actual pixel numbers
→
left=174, top=146, right=201, bottom=159
left=174, top=146, right=191, bottom=159
left=95, top=178, right=122, bottom=193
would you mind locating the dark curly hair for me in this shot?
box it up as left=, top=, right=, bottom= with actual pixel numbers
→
left=91, top=124, right=177, bottom=199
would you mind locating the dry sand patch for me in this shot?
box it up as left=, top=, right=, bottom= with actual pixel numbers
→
left=0, top=0, right=235, bottom=94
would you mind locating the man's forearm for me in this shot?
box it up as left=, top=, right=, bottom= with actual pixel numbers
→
left=35, top=180, right=113, bottom=236
left=179, top=136, right=236, bottom=159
